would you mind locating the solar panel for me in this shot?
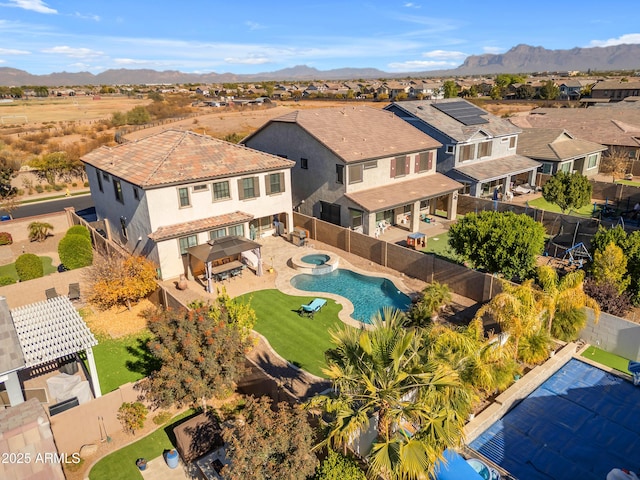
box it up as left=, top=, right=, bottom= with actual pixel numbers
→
left=432, top=101, right=489, bottom=126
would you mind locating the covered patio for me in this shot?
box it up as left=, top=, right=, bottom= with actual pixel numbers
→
left=187, top=236, right=263, bottom=293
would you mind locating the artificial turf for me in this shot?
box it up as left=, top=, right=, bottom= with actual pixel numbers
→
left=88, top=409, right=195, bottom=480
left=0, top=255, right=56, bottom=280
left=581, top=346, right=631, bottom=374
left=527, top=197, right=595, bottom=217
left=236, top=289, right=345, bottom=378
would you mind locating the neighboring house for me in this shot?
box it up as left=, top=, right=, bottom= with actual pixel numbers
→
left=242, top=106, right=462, bottom=236
left=82, top=129, right=294, bottom=280
left=409, top=81, right=443, bottom=99
left=591, top=80, right=640, bottom=102
left=385, top=99, right=540, bottom=197
left=558, top=79, right=594, bottom=100
left=516, top=128, right=607, bottom=177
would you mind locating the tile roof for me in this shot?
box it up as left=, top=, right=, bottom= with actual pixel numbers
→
left=0, top=398, right=65, bottom=480
left=0, top=296, right=24, bottom=375
left=386, top=99, right=521, bottom=142
left=254, top=106, right=441, bottom=163
left=345, top=174, right=462, bottom=212
left=82, top=129, right=295, bottom=188
left=509, top=106, right=640, bottom=147
left=451, top=155, right=540, bottom=182
left=517, top=128, right=607, bottom=161
left=11, top=296, right=97, bottom=368
left=148, top=211, right=254, bottom=241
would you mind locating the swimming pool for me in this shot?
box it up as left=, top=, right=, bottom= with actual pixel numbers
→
left=469, top=358, right=640, bottom=480
left=290, top=269, right=411, bottom=323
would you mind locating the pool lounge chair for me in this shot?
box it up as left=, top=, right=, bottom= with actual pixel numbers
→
left=45, top=287, right=59, bottom=301
left=298, top=298, right=327, bottom=318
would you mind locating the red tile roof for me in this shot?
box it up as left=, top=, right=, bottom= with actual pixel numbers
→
left=149, top=211, right=254, bottom=241
left=82, top=129, right=294, bottom=188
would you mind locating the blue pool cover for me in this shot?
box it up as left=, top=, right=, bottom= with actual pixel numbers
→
left=470, top=358, right=640, bottom=480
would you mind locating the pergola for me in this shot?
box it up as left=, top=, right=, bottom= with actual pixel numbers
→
left=188, top=235, right=263, bottom=293
left=1, top=295, right=101, bottom=407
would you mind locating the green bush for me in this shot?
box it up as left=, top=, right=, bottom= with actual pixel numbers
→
left=66, top=225, right=91, bottom=240
left=315, top=450, right=366, bottom=480
left=34, top=185, right=44, bottom=193
left=0, top=276, right=16, bottom=286
left=58, top=234, right=93, bottom=270
left=15, top=253, right=44, bottom=281
left=0, top=232, right=13, bottom=245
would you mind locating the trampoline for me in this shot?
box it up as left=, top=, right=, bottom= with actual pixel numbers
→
left=470, top=358, right=640, bottom=480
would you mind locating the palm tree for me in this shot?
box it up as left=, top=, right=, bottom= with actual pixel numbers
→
left=27, top=221, right=54, bottom=242
left=536, top=265, right=600, bottom=341
left=405, top=282, right=452, bottom=327
left=307, top=308, right=472, bottom=480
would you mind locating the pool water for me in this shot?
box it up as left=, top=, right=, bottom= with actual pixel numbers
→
left=291, top=269, right=411, bottom=323
left=301, top=254, right=330, bottom=265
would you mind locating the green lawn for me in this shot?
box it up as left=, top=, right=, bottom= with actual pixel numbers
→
left=87, top=331, right=159, bottom=394
left=615, top=179, right=640, bottom=187
left=88, top=409, right=195, bottom=480
left=581, top=346, right=631, bottom=374
left=0, top=256, right=56, bottom=280
left=527, top=197, right=595, bottom=217
left=236, top=289, right=345, bottom=378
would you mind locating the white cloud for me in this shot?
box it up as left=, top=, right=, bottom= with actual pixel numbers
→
left=589, top=33, right=640, bottom=47
left=224, top=55, right=271, bottom=65
left=404, top=2, right=421, bottom=8
left=387, top=59, right=459, bottom=71
left=73, top=12, right=100, bottom=21
left=482, top=46, right=503, bottom=54
left=113, top=58, right=154, bottom=65
left=2, top=0, right=56, bottom=14
left=0, top=47, right=30, bottom=55
left=41, top=46, right=103, bottom=58
left=245, top=21, right=265, bottom=31
left=422, top=49, right=467, bottom=60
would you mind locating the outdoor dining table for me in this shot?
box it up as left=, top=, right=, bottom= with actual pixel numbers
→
left=210, top=260, right=244, bottom=282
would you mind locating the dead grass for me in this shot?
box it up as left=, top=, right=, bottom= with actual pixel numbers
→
left=82, top=298, right=155, bottom=338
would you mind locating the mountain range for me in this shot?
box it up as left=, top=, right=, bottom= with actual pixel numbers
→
left=1, top=43, right=639, bottom=87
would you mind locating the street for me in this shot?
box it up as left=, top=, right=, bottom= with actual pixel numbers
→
left=0, top=194, right=94, bottom=219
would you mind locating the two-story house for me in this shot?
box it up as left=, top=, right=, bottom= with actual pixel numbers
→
left=516, top=128, right=606, bottom=178
left=384, top=99, right=540, bottom=197
left=242, top=106, right=462, bottom=236
left=82, top=129, right=294, bottom=280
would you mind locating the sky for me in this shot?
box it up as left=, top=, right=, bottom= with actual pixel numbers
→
left=0, top=0, right=639, bottom=76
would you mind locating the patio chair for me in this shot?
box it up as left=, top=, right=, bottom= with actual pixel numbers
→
left=68, top=283, right=80, bottom=301
left=298, top=298, right=327, bottom=318
left=45, top=287, right=59, bottom=301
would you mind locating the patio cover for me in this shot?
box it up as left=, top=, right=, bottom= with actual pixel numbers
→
left=448, top=155, right=540, bottom=183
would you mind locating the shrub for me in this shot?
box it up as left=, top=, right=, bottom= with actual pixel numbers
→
left=117, top=402, right=148, bottom=435
left=0, top=232, right=12, bottom=245
left=315, top=449, right=366, bottom=480
left=0, top=276, right=16, bottom=286
left=34, top=185, right=44, bottom=193
left=58, top=234, right=93, bottom=270
left=83, top=181, right=89, bottom=187
left=66, top=225, right=91, bottom=240
left=15, top=253, right=43, bottom=281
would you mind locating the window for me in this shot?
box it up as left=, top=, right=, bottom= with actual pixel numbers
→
left=393, top=155, right=407, bottom=177
left=509, top=136, right=516, bottom=149
left=96, top=170, right=103, bottom=192
left=300, top=158, right=308, bottom=169
left=587, top=153, right=598, bottom=169
left=418, top=152, right=433, bottom=173
left=348, top=164, right=363, bottom=184
left=192, top=184, right=209, bottom=193
left=209, top=228, right=227, bottom=240
left=460, top=144, right=475, bottom=162
left=113, top=179, right=123, bottom=203
left=559, top=162, right=572, bottom=173
left=228, top=224, right=244, bottom=236
left=364, top=160, right=377, bottom=170
left=336, top=164, right=344, bottom=184
left=446, top=145, right=454, bottom=154
left=120, top=217, right=127, bottom=239
left=133, top=186, right=139, bottom=200
left=349, top=209, right=363, bottom=228
left=478, top=140, right=492, bottom=158
left=178, top=235, right=197, bottom=255
left=266, top=172, right=284, bottom=195
left=540, top=163, right=553, bottom=175
left=102, top=171, right=110, bottom=181
left=238, top=177, right=259, bottom=200
left=250, top=216, right=273, bottom=236
left=212, top=181, right=230, bottom=201
left=178, top=187, right=190, bottom=208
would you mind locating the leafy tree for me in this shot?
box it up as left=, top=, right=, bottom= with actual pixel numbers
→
left=28, top=221, right=53, bottom=242
left=65, top=225, right=91, bottom=240
left=541, top=171, right=592, bottom=213
left=442, top=80, right=459, bottom=98
left=117, top=401, right=148, bottom=435
left=448, top=211, right=545, bottom=279
left=583, top=278, right=632, bottom=317
left=29, top=151, right=83, bottom=185
left=110, top=111, right=127, bottom=127
left=489, top=86, right=504, bottom=100
left=0, top=158, right=18, bottom=200
left=307, top=308, right=471, bottom=480
left=591, top=242, right=629, bottom=293
left=138, top=304, right=251, bottom=409
left=406, top=281, right=452, bottom=326
left=536, top=265, right=599, bottom=341
left=315, top=449, right=365, bottom=480
left=15, top=253, right=43, bottom=281
left=222, top=396, right=317, bottom=480
left=515, top=84, right=535, bottom=99
left=599, top=146, right=632, bottom=181
left=538, top=80, right=560, bottom=100
left=9, top=87, right=23, bottom=98
left=126, top=106, right=151, bottom=125
left=58, top=233, right=92, bottom=269
left=33, top=86, right=49, bottom=97
left=87, top=254, right=157, bottom=310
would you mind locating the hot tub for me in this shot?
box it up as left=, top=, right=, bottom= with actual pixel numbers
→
left=291, top=251, right=339, bottom=274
